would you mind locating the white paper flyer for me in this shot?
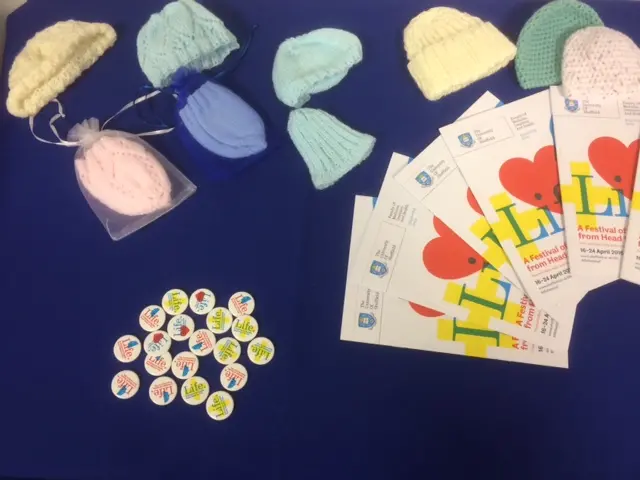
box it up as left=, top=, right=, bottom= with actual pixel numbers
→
left=439, top=90, right=580, bottom=335
left=356, top=153, right=564, bottom=350
left=394, top=92, right=523, bottom=290
left=341, top=195, right=567, bottom=368
left=551, top=86, right=640, bottom=290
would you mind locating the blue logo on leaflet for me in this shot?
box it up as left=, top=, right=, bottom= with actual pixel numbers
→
left=358, top=313, right=377, bottom=329
left=565, top=98, right=579, bottom=113
left=415, top=171, right=432, bottom=187
left=370, top=260, right=388, bottom=277
left=458, top=133, right=475, bottom=148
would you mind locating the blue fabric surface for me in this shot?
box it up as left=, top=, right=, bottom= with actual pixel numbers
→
left=1, top=1, right=640, bottom=480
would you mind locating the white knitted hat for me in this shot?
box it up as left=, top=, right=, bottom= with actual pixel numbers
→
left=562, top=26, right=640, bottom=98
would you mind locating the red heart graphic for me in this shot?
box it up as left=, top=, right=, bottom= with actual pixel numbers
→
left=499, top=145, right=563, bottom=214
left=467, top=188, right=483, bottom=216
left=588, top=137, right=639, bottom=200
left=179, top=325, right=190, bottom=336
left=423, top=217, right=484, bottom=280
left=409, top=302, right=444, bottom=318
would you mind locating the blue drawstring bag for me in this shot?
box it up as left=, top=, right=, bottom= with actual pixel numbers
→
left=171, top=69, right=273, bottom=181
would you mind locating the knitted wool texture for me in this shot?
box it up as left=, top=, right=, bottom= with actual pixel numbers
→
left=563, top=26, right=640, bottom=97
left=76, top=135, right=172, bottom=216
left=6, top=21, right=116, bottom=118
left=288, top=108, right=375, bottom=190
left=404, top=7, right=516, bottom=101
left=273, top=28, right=363, bottom=108
left=516, top=0, right=603, bottom=90
left=137, top=0, right=239, bottom=88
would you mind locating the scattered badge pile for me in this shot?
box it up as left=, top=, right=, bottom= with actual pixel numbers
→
left=112, top=288, right=275, bottom=420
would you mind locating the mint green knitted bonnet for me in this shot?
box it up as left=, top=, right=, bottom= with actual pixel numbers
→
left=288, top=109, right=375, bottom=190
left=137, top=0, right=239, bottom=88
left=516, top=0, right=603, bottom=89
left=273, top=28, right=376, bottom=189
left=273, top=28, right=363, bottom=108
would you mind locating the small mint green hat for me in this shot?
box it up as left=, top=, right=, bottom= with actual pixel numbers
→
left=137, top=0, right=239, bottom=88
left=288, top=108, right=375, bottom=189
left=273, top=28, right=363, bottom=108
left=515, top=0, right=603, bottom=89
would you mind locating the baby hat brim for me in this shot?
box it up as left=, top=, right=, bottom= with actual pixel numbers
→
left=288, top=108, right=375, bottom=189
left=404, top=8, right=516, bottom=101
left=137, top=0, right=239, bottom=88
left=6, top=21, right=116, bottom=118
left=516, top=0, right=603, bottom=90
left=562, top=26, right=640, bottom=98
left=273, top=28, right=363, bottom=108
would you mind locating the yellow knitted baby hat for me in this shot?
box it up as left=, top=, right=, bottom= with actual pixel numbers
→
left=7, top=21, right=117, bottom=118
left=404, top=8, right=516, bottom=101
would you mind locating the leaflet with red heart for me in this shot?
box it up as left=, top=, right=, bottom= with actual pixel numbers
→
left=394, top=102, right=523, bottom=290
left=341, top=194, right=567, bottom=368
left=355, top=152, right=565, bottom=350
left=439, top=91, right=579, bottom=350
left=550, top=86, right=640, bottom=291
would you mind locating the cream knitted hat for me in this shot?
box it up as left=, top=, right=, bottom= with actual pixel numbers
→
left=404, top=7, right=516, bottom=101
left=6, top=21, right=116, bottom=118
left=562, top=26, right=640, bottom=98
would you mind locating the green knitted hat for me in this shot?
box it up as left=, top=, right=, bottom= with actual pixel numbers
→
left=515, top=0, right=603, bottom=89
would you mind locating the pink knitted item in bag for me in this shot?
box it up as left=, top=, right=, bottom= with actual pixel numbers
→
left=76, top=135, right=172, bottom=216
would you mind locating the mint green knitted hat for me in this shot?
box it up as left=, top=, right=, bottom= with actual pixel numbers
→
left=273, top=28, right=363, bottom=108
left=516, top=0, right=603, bottom=89
left=288, top=108, right=375, bottom=189
left=137, top=0, right=239, bottom=88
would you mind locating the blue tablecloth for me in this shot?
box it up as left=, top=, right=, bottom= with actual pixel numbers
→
left=2, top=1, right=640, bottom=479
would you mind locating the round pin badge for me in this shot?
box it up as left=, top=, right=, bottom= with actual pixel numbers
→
left=220, top=363, right=248, bottom=392
left=111, top=370, right=140, bottom=399
left=231, top=315, right=259, bottom=342
left=167, top=314, right=195, bottom=341
left=171, top=351, right=199, bottom=380
left=188, top=329, right=216, bottom=356
left=213, top=337, right=241, bottom=365
left=206, top=391, right=235, bottom=421
left=181, top=376, right=210, bottom=406
left=113, top=335, right=142, bottom=363
left=228, top=291, right=255, bottom=317
left=189, top=288, right=216, bottom=315
left=149, top=376, right=178, bottom=406
left=206, top=307, right=233, bottom=334
left=139, top=305, right=166, bottom=332
left=162, top=289, right=189, bottom=315
left=247, top=337, right=275, bottom=365
left=143, top=331, right=172, bottom=355
left=144, top=352, right=172, bottom=376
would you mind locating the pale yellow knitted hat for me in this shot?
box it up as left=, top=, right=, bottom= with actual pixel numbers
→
left=7, top=21, right=117, bottom=118
left=404, top=8, right=516, bottom=101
